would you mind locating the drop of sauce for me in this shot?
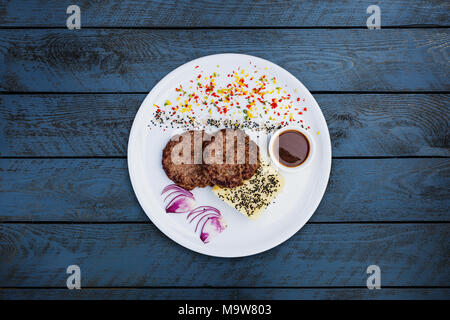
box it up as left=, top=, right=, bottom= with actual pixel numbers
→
left=274, top=130, right=310, bottom=167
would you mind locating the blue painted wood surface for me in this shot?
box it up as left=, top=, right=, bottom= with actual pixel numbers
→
left=0, top=29, right=449, bottom=92
left=0, top=158, right=448, bottom=222
left=0, top=1, right=449, bottom=300
left=0, top=94, right=448, bottom=157
left=1, top=0, right=448, bottom=27
left=0, top=223, right=448, bottom=287
left=2, top=288, right=450, bottom=300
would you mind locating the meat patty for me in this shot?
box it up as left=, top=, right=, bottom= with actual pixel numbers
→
left=202, top=129, right=260, bottom=188
left=162, top=130, right=212, bottom=190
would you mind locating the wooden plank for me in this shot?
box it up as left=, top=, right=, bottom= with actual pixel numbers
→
left=0, top=223, right=448, bottom=287
left=0, top=94, right=140, bottom=157
left=0, top=94, right=448, bottom=157
left=1, top=158, right=448, bottom=222
left=0, top=29, right=448, bottom=92
left=0, top=0, right=448, bottom=27
left=1, top=288, right=449, bottom=300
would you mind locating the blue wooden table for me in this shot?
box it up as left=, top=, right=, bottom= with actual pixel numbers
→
left=0, top=0, right=449, bottom=300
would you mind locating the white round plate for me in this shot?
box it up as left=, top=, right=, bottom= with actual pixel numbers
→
left=128, top=53, right=331, bottom=257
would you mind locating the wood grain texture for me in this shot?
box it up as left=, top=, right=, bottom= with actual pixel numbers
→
left=0, top=94, right=139, bottom=157
left=0, top=1, right=448, bottom=300
left=0, top=29, right=449, bottom=92
left=0, top=94, right=448, bottom=157
left=0, top=0, right=448, bottom=27
left=0, top=223, right=448, bottom=287
left=1, top=288, right=449, bottom=300
left=0, top=158, right=449, bottom=223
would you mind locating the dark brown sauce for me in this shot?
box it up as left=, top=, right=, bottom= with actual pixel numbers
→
left=274, top=130, right=310, bottom=167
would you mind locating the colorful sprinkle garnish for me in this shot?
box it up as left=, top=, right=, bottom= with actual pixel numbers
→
left=150, top=62, right=311, bottom=132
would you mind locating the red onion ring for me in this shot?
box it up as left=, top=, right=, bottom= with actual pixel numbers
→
left=187, top=206, right=220, bottom=221
left=161, top=184, right=196, bottom=214
left=161, top=184, right=193, bottom=198
left=195, top=213, right=220, bottom=232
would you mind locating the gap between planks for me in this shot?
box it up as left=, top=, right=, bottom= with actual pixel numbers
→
left=1, top=286, right=449, bottom=289
left=1, top=91, right=450, bottom=95
left=1, top=221, right=449, bottom=224
left=0, top=156, right=448, bottom=159
left=0, top=26, right=448, bottom=30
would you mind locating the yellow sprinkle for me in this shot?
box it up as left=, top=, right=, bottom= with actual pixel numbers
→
left=317, top=131, right=320, bottom=135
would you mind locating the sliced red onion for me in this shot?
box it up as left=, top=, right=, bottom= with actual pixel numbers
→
left=166, top=195, right=196, bottom=213
left=187, top=206, right=227, bottom=243
left=162, top=185, right=194, bottom=199
left=195, top=213, right=220, bottom=232
left=162, top=184, right=195, bottom=214
left=187, top=206, right=220, bottom=223
left=200, top=216, right=228, bottom=243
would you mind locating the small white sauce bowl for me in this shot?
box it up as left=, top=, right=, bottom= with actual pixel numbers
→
left=268, top=125, right=315, bottom=172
